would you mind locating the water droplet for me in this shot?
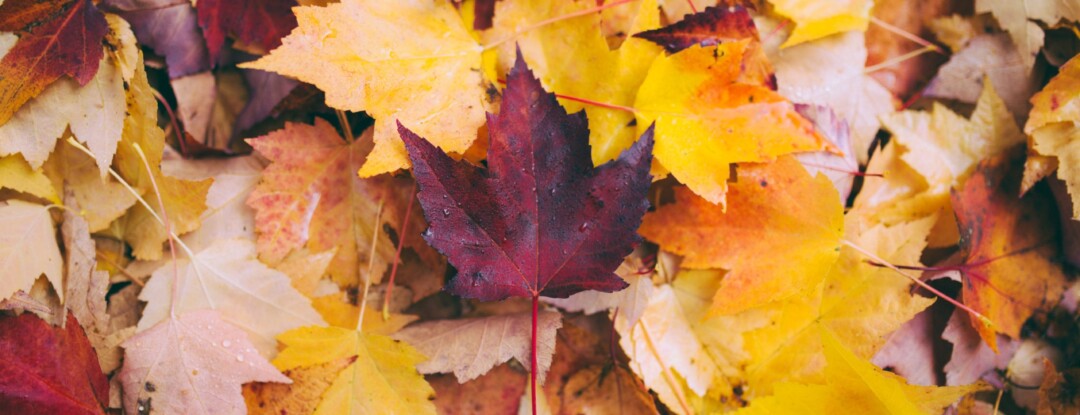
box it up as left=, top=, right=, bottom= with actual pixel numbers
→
left=579, top=222, right=589, bottom=232
left=550, top=187, right=556, bottom=195
left=236, top=355, right=245, bottom=362
left=442, top=208, right=451, bottom=217
left=442, top=194, right=448, bottom=199
left=222, top=340, right=232, bottom=348
left=456, top=201, right=462, bottom=207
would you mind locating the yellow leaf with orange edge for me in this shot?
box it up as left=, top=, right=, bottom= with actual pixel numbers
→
left=272, top=326, right=436, bottom=415
left=1025, top=54, right=1080, bottom=218
left=634, top=41, right=828, bottom=206
left=769, top=0, right=873, bottom=48
left=486, top=0, right=662, bottom=164
left=734, top=327, right=986, bottom=414
left=739, top=215, right=936, bottom=396
left=244, top=0, right=491, bottom=177
left=639, top=156, right=843, bottom=315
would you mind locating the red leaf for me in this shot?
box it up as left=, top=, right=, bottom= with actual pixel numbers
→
left=0, top=0, right=107, bottom=124
left=399, top=52, right=654, bottom=301
left=0, top=312, right=109, bottom=415
left=634, top=5, right=758, bottom=54
left=195, top=0, right=298, bottom=63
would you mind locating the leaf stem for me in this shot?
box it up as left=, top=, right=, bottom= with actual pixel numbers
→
left=336, top=110, right=354, bottom=143
left=864, top=45, right=937, bottom=74
left=869, top=17, right=943, bottom=54
left=131, top=143, right=181, bottom=319
left=357, top=199, right=385, bottom=333
left=481, top=0, right=639, bottom=51
left=841, top=239, right=995, bottom=329
left=531, top=294, right=539, bottom=415
left=383, top=183, right=417, bottom=320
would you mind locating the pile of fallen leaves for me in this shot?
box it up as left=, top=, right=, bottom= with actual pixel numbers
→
left=2, top=0, right=1080, bottom=413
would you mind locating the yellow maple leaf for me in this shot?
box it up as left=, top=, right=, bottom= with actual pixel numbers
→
left=1025, top=54, right=1080, bottom=218
left=769, top=0, right=873, bottom=47
left=634, top=41, right=828, bottom=205
left=735, top=327, right=985, bottom=414
left=486, top=0, right=662, bottom=164
left=273, top=326, right=436, bottom=415
left=112, top=53, right=211, bottom=260
left=0, top=200, right=63, bottom=302
left=245, top=0, right=490, bottom=177
left=639, top=156, right=843, bottom=315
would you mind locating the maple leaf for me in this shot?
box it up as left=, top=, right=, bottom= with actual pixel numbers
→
left=100, top=0, right=210, bottom=78
left=0, top=154, right=60, bottom=204
left=272, top=325, right=437, bottom=414
left=792, top=104, right=860, bottom=201
left=924, top=33, right=1037, bottom=120
left=0, top=200, right=63, bottom=303
left=881, top=79, right=1025, bottom=194
left=0, top=312, right=109, bottom=415
left=975, top=0, right=1080, bottom=71
left=639, top=156, right=844, bottom=315
left=0, top=32, right=126, bottom=175
left=734, top=327, right=985, bottom=414
left=485, top=0, right=662, bottom=165
left=1024, top=54, right=1080, bottom=218
left=137, top=239, right=325, bottom=357
left=951, top=149, right=1067, bottom=350
left=392, top=311, right=563, bottom=383
left=161, top=155, right=263, bottom=252
left=768, top=0, right=873, bottom=47
left=170, top=70, right=248, bottom=151
left=737, top=216, right=937, bottom=396
left=774, top=30, right=897, bottom=163
left=44, top=141, right=137, bottom=232
left=245, top=0, right=490, bottom=177
left=0, top=0, right=108, bottom=125
left=634, top=40, right=828, bottom=205
left=400, top=53, right=654, bottom=300
left=61, top=195, right=115, bottom=356
left=246, top=121, right=434, bottom=287
left=120, top=311, right=290, bottom=415
left=634, top=5, right=758, bottom=54
left=195, top=0, right=297, bottom=62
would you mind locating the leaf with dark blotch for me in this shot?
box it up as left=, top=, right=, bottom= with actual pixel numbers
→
left=100, top=0, right=210, bottom=78
left=0, top=0, right=108, bottom=124
left=952, top=148, right=1068, bottom=351
left=400, top=53, right=654, bottom=301
left=473, top=0, right=498, bottom=30
left=0, top=312, right=109, bottom=415
left=195, top=0, right=298, bottom=63
left=634, top=5, right=758, bottom=54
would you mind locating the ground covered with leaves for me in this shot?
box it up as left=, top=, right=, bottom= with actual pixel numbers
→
left=1, top=0, right=1080, bottom=414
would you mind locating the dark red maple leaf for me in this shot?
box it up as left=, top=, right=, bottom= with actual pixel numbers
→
left=634, top=5, right=758, bottom=54
left=0, top=0, right=108, bottom=124
left=399, top=53, right=654, bottom=302
left=195, top=0, right=298, bottom=63
left=0, top=312, right=109, bottom=415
